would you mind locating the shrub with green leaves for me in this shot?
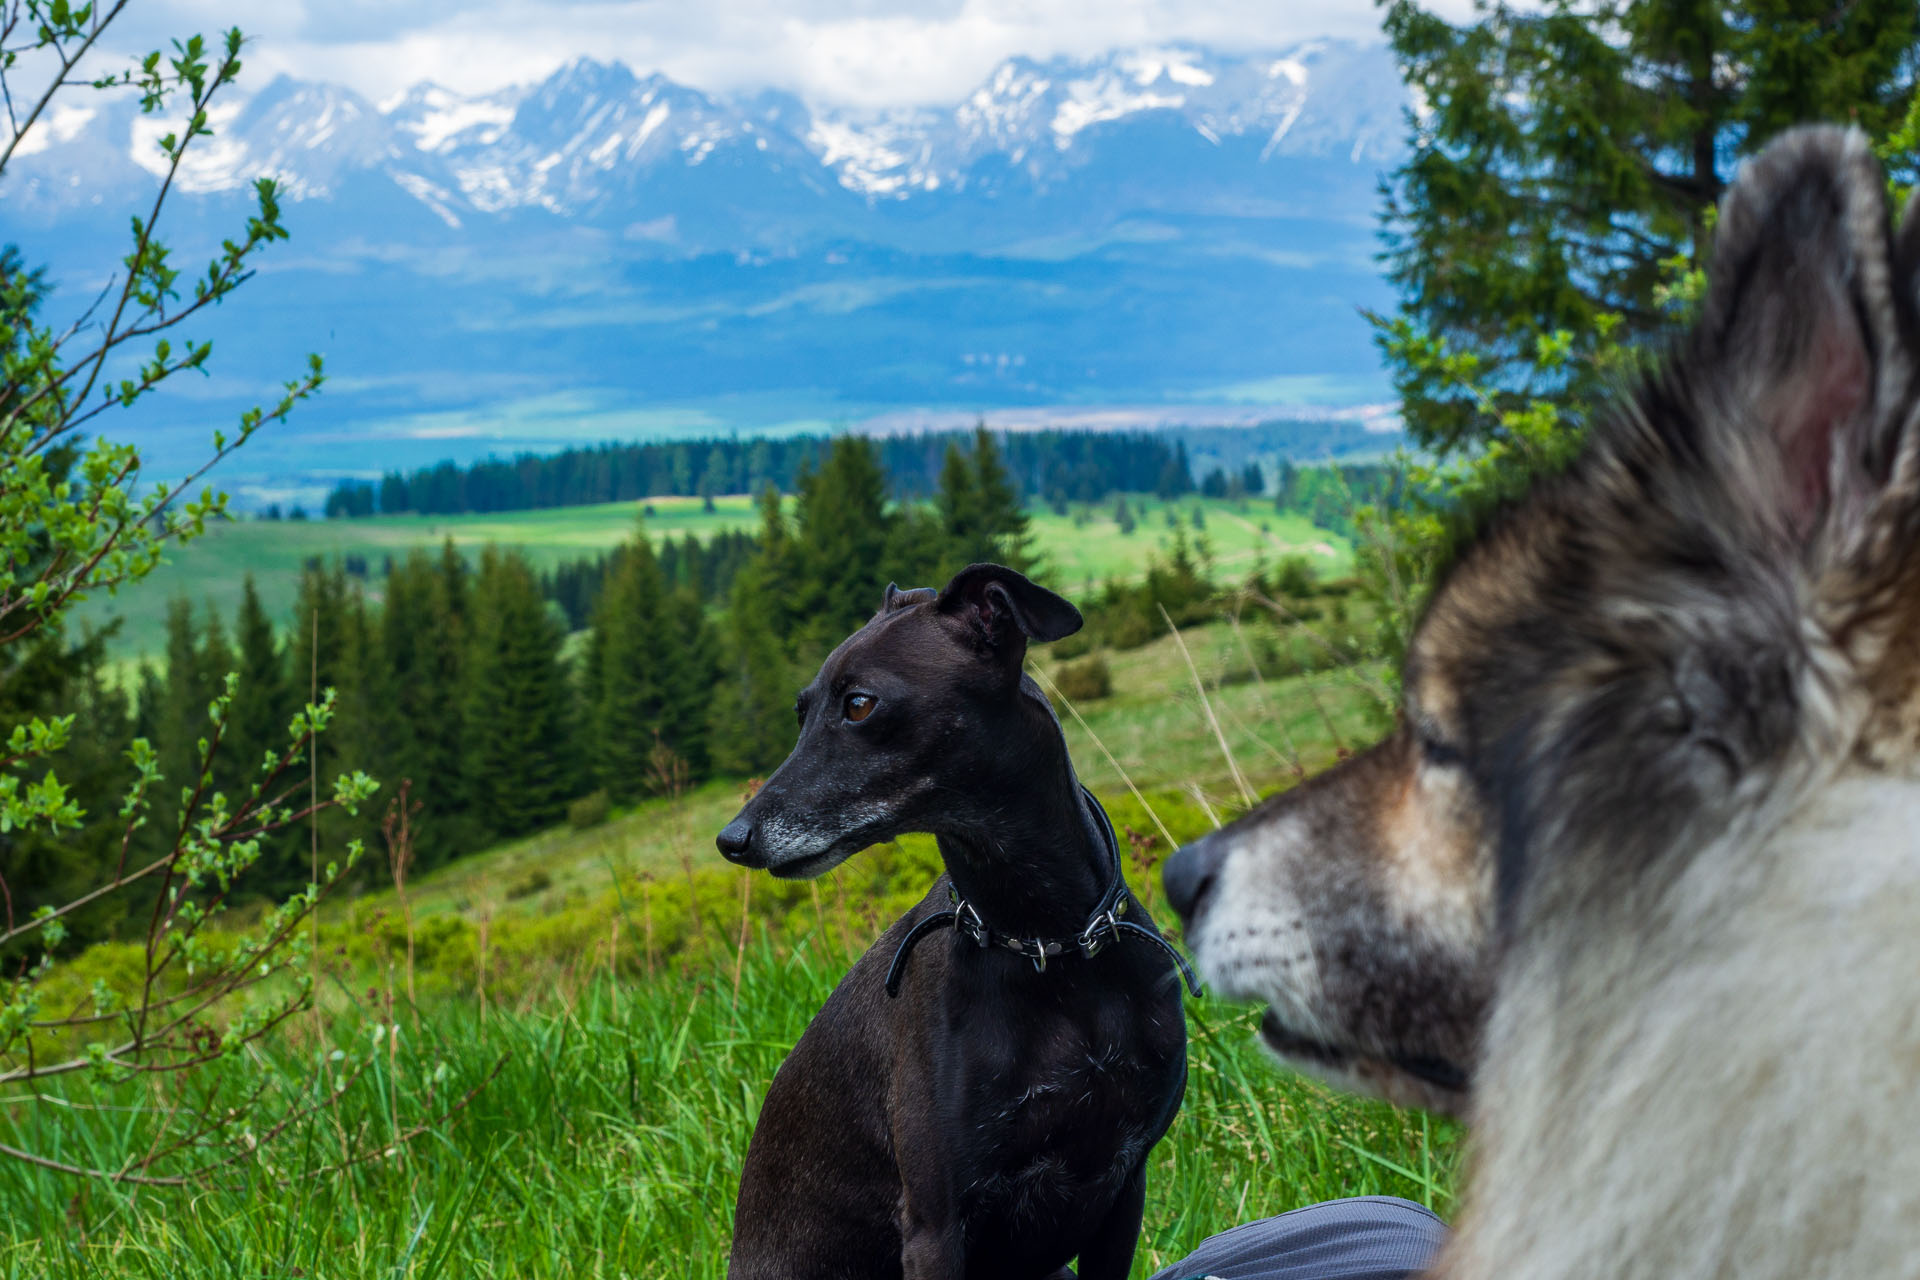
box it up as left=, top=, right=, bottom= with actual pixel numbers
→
left=1052, top=654, right=1114, bottom=703
left=0, top=4, right=379, bottom=1185
left=568, top=790, right=612, bottom=831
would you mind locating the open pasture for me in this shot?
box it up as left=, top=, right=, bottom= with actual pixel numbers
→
left=71, top=495, right=764, bottom=662
left=74, top=494, right=1349, bottom=661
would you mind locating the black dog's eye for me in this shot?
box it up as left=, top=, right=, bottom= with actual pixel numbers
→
left=794, top=695, right=809, bottom=727
left=844, top=693, right=877, bottom=723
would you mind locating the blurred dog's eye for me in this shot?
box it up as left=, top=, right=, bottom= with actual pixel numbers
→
left=794, top=696, right=808, bottom=727
left=1419, top=729, right=1463, bottom=768
left=844, top=693, right=877, bottom=723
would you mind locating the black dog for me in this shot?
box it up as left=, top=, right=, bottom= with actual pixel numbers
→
left=716, top=563, right=1193, bottom=1280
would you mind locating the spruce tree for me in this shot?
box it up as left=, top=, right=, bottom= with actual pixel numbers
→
left=464, top=549, right=577, bottom=837
left=289, top=561, right=352, bottom=710
left=272, top=565, right=376, bottom=882
left=709, top=559, right=798, bottom=777
left=585, top=532, right=672, bottom=803
left=132, top=660, right=164, bottom=746
left=661, top=586, right=717, bottom=781
left=1380, top=0, right=1919, bottom=453
left=381, top=548, right=477, bottom=865
left=195, top=603, right=246, bottom=803
left=331, top=590, right=400, bottom=851
left=790, top=438, right=896, bottom=653
left=936, top=441, right=979, bottom=555
left=228, top=576, right=289, bottom=790
left=155, top=600, right=210, bottom=836
left=709, top=486, right=804, bottom=774
left=967, top=426, right=1033, bottom=571
left=284, top=563, right=355, bottom=858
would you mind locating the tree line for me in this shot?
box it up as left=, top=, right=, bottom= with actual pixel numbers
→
left=322, top=428, right=1193, bottom=518
left=542, top=527, right=760, bottom=630
left=21, top=432, right=1039, bottom=948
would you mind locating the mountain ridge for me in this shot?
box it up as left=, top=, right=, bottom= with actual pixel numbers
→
left=8, top=40, right=1405, bottom=241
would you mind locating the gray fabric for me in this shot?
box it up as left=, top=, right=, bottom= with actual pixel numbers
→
left=1148, top=1197, right=1447, bottom=1280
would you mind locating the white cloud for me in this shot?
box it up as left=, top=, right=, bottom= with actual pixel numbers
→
left=95, top=0, right=1491, bottom=108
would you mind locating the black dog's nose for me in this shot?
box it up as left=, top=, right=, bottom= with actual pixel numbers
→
left=1162, top=833, right=1227, bottom=924
left=717, top=818, right=756, bottom=864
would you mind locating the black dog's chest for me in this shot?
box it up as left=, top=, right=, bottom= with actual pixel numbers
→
left=968, top=1056, right=1149, bottom=1205
left=942, top=972, right=1184, bottom=1236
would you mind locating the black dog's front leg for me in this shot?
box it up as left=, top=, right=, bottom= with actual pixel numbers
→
left=1070, top=1168, right=1147, bottom=1280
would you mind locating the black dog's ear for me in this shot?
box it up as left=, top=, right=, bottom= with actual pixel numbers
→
left=935, top=563, right=1081, bottom=661
left=882, top=582, right=936, bottom=614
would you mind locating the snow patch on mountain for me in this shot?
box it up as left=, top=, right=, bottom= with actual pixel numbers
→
left=388, top=83, right=517, bottom=154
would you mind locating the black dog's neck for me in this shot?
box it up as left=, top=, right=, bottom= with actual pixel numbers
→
left=934, top=705, right=1111, bottom=940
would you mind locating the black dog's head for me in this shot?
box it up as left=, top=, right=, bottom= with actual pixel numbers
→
left=716, top=563, right=1082, bottom=878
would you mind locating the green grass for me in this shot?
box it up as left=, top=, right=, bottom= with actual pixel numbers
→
left=1029, top=496, right=1350, bottom=598
left=74, top=494, right=1350, bottom=662
left=1043, top=613, right=1388, bottom=807
left=1, top=615, right=1435, bottom=1276
left=0, top=939, right=1457, bottom=1279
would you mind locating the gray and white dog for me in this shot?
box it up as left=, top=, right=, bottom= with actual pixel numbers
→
left=1164, top=124, right=1920, bottom=1278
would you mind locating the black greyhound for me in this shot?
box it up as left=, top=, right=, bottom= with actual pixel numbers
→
left=716, top=563, right=1193, bottom=1280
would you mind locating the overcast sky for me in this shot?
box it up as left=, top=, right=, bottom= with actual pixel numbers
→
left=99, top=0, right=1478, bottom=109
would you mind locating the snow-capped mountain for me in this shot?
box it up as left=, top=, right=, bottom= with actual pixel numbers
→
left=821, top=41, right=1404, bottom=199
left=2, top=41, right=1409, bottom=495
left=7, top=40, right=1403, bottom=240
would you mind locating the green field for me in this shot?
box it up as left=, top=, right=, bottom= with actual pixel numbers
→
left=74, top=493, right=1349, bottom=661
left=0, top=620, right=1441, bottom=1276
left=1027, top=497, right=1348, bottom=598
left=72, top=494, right=765, bottom=662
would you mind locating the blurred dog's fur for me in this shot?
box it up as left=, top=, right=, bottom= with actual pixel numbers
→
left=1164, top=124, right=1920, bottom=1277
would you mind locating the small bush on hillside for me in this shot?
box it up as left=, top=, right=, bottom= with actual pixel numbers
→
left=1053, top=655, right=1113, bottom=703
left=1274, top=555, right=1318, bottom=598
left=1082, top=529, right=1216, bottom=651
left=569, top=790, right=612, bottom=829
left=506, top=868, right=554, bottom=900
left=1108, top=607, right=1159, bottom=651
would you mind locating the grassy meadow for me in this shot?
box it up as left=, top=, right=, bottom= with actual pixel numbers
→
left=72, top=494, right=765, bottom=664
left=0, top=614, right=1453, bottom=1277
left=74, top=492, right=1349, bottom=662
left=1026, top=499, right=1346, bottom=598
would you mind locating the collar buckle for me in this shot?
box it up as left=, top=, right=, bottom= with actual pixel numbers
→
left=1078, top=909, right=1118, bottom=959
left=952, top=899, right=989, bottom=947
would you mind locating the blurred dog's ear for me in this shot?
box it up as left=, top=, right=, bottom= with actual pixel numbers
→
left=936, top=563, right=1082, bottom=665
left=1691, top=125, right=1918, bottom=542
